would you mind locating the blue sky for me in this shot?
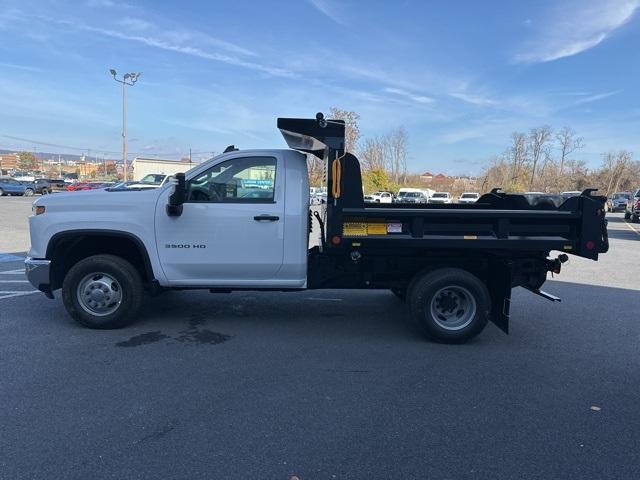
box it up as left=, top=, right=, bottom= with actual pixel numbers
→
left=0, top=0, right=639, bottom=173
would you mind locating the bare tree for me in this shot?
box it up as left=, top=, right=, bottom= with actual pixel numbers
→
left=602, top=150, right=632, bottom=196
left=556, top=127, right=584, bottom=178
left=527, top=125, right=553, bottom=190
left=329, top=107, right=360, bottom=154
left=306, top=153, right=324, bottom=187
left=385, top=127, right=408, bottom=184
left=507, top=132, right=528, bottom=190
left=359, top=137, right=386, bottom=171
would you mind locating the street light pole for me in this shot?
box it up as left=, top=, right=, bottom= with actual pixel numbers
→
left=110, top=69, right=141, bottom=182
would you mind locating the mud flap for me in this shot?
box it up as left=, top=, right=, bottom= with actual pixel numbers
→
left=489, top=262, right=512, bottom=334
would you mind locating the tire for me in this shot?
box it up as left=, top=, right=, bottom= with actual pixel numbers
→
left=24, top=188, right=34, bottom=197
left=41, top=188, right=49, bottom=195
left=632, top=214, right=640, bottom=224
left=408, top=268, right=490, bottom=344
left=390, top=287, right=406, bottom=301
left=62, top=254, right=144, bottom=329
left=0, top=188, right=4, bottom=196
left=624, top=211, right=631, bottom=220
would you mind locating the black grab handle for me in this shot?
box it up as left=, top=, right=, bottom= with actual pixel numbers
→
left=254, top=215, right=279, bottom=221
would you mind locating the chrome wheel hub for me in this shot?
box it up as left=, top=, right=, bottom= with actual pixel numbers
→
left=77, top=272, right=122, bottom=316
left=429, top=286, right=477, bottom=331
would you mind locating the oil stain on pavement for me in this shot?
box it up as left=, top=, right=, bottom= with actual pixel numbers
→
left=116, top=331, right=169, bottom=347
left=115, top=314, right=232, bottom=347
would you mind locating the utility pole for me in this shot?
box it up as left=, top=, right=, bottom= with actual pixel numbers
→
left=189, top=148, right=192, bottom=168
left=109, top=69, right=141, bottom=181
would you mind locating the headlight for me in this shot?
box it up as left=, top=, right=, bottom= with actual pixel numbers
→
left=33, top=205, right=46, bottom=215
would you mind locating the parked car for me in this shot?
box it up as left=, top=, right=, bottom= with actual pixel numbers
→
left=364, top=191, right=393, bottom=203
left=34, top=178, right=66, bottom=195
left=560, top=191, right=582, bottom=200
left=66, top=182, right=88, bottom=192
left=112, top=180, right=159, bottom=191
left=458, top=192, right=480, bottom=204
left=0, top=177, right=35, bottom=196
left=429, top=192, right=452, bottom=204
left=126, top=173, right=173, bottom=189
left=608, top=192, right=631, bottom=212
left=396, top=191, right=428, bottom=204
left=624, top=188, right=640, bottom=222
left=66, top=182, right=115, bottom=192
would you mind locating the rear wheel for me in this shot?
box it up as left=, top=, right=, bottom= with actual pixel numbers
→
left=632, top=214, right=640, bottom=223
left=62, top=254, right=144, bottom=329
left=408, top=268, right=490, bottom=343
left=624, top=211, right=631, bottom=220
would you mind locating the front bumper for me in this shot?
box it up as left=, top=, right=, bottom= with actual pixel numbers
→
left=25, top=257, right=53, bottom=298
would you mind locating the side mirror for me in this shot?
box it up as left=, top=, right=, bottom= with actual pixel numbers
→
left=167, top=172, right=186, bottom=217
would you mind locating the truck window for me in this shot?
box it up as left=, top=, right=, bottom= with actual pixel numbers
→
left=187, top=156, right=277, bottom=203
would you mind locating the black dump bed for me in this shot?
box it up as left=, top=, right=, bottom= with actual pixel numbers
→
left=278, top=115, right=609, bottom=261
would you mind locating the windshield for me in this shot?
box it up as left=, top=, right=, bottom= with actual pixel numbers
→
left=612, top=193, right=629, bottom=199
left=432, top=193, right=447, bottom=198
left=461, top=193, right=477, bottom=198
left=139, top=174, right=166, bottom=185
left=406, top=192, right=420, bottom=198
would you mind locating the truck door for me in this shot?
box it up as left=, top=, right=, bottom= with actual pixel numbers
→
left=154, top=154, right=284, bottom=285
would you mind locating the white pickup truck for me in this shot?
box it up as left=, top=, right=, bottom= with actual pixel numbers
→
left=25, top=114, right=609, bottom=343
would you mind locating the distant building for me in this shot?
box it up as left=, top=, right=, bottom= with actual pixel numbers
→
left=131, top=157, right=193, bottom=181
left=0, top=153, right=18, bottom=170
left=420, top=171, right=433, bottom=181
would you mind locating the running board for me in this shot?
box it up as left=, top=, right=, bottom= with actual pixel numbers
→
left=524, top=287, right=561, bottom=302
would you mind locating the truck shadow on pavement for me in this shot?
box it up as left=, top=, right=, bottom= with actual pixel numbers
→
left=118, top=278, right=640, bottom=349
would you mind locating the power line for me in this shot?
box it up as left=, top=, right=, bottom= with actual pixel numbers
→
left=1, top=134, right=214, bottom=159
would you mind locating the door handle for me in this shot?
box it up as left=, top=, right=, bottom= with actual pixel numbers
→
left=254, top=214, right=279, bottom=222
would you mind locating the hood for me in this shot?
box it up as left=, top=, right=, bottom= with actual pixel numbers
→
left=33, top=186, right=163, bottom=212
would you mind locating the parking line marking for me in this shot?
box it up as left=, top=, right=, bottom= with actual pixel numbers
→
left=623, top=221, right=640, bottom=236
left=0, top=291, right=39, bottom=300
left=0, top=280, right=29, bottom=283
left=0, top=269, right=25, bottom=275
left=0, top=254, right=25, bottom=263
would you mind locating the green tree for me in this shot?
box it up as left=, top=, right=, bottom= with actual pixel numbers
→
left=362, top=168, right=394, bottom=193
left=17, top=151, right=36, bottom=170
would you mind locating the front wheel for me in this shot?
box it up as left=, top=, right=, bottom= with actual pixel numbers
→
left=0, top=188, right=4, bottom=196
left=624, top=211, right=631, bottom=220
left=632, top=214, right=640, bottom=224
left=23, top=188, right=34, bottom=197
left=62, top=254, right=144, bottom=329
left=408, top=268, right=490, bottom=343
left=41, top=188, right=49, bottom=195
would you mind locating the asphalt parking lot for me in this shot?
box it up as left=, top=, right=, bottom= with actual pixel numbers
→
left=1, top=197, right=639, bottom=479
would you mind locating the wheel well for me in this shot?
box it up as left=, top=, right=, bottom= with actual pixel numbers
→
left=47, top=232, right=154, bottom=290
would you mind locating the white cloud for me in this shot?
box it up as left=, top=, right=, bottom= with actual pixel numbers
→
left=308, top=0, right=347, bottom=25
left=572, top=90, right=621, bottom=105
left=384, top=87, right=434, bottom=104
left=514, top=0, right=640, bottom=63
left=86, top=0, right=132, bottom=9
left=36, top=16, right=292, bottom=78
left=118, top=17, right=151, bottom=31
left=449, top=91, right=496, bottom=107
left=0, top=61, right=42, bottom=72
